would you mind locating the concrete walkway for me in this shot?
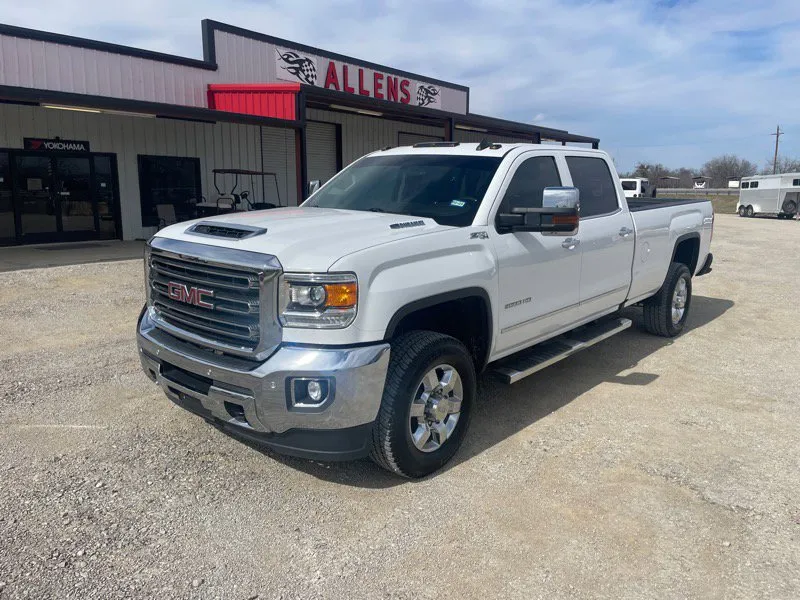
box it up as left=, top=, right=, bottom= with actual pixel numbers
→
left=0, top=240, right=145, bottom=272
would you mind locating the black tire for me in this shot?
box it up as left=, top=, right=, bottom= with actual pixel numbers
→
left=642, top=262, right=692, bottom=337
left=746, top=205, right=755, bottom=217
left=370, top=331, right=476, bottom=478
left=782, top=200, right=797, bottom=215
left=738, top=205, right=747, bottom=217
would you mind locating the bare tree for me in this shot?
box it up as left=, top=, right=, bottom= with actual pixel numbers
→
left=761, top=155, right=800, bottom=175
left=701, top=155, right=757, bottom=188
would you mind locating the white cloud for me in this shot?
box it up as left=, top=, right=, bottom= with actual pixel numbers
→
left=2, top=0, right=799, bottom=170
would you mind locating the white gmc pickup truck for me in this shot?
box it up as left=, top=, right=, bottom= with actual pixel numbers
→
left=137, top=142, right=714, bottom=477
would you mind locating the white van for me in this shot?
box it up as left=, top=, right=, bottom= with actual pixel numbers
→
left=737, top=173, right=800, bottom=219
left=620, top=177, right=654, bottom=199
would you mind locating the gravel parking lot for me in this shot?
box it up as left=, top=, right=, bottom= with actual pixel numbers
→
left=1, top=214, right=798, bottom=599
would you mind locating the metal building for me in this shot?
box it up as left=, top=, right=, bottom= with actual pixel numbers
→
left=0, top=20, right=598, bottom=246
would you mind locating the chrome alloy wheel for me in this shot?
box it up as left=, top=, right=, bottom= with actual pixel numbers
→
left=408, top=364, right=463, bottom=453
left=672, top=277, right=688, bottom=325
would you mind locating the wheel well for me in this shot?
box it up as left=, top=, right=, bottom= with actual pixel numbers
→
left=673, top=235, right=700, bottom=274
left=387, top=295, right=491, bottom=370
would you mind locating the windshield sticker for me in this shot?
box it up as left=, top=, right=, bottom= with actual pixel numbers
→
left=451, top=199, right=466, bottom=207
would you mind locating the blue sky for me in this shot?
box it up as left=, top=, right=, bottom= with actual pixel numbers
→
left=2, top=0, right=799, bottom=172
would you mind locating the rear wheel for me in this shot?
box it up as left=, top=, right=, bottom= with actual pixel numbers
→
left=642, top=262, right=692, bottom=337
left=745, top=205, right=755, bottom=217
left=781, top=200, right=797, bottom=216
left=738, top=205, right=747, bottom=217
left=370, top=331, right=476, bottom=478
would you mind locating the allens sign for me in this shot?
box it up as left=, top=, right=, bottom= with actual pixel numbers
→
left=24, top=138, right=91, bottom=152
left=275, top=47, right=443, bottom=110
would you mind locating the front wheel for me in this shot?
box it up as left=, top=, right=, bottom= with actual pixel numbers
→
left=738, top=205, right=747, bottom=217
left=642, top=262, right=692, bottom=337
left=370, top=331, right=476, bottom=478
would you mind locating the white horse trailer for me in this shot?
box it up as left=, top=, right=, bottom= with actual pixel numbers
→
left=737, top=173, right=800, bottom=219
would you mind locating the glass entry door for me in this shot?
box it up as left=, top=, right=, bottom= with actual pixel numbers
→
left=8, top=152, right=119, bottom=244
left=15, top=154, right=56, bottom=238
left=54, top=156, right=94, bottom=233
left=0, top=153, right=14, bottom=244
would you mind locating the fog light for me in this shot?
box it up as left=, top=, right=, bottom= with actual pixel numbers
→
left=289, top=378, right=332, bottom=407
left=307, top=380, right=323, bottom=402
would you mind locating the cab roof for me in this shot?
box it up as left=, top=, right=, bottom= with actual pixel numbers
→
left=373, top=141, right=605, bottom=159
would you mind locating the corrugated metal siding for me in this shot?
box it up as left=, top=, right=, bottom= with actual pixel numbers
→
left=397, top=132, right=445, bottom=147
left=454, top=130, right=538, bottom=145
left=0, top=34, right=215, bottom=106
left=306, top=122, right=339, bottom=185
left=214, top=31, right=278, bottom=83
left=261, top=127, right=298, bottom=207
left=0, top=104, right=298, bottom=239
left=306, top=108, right=445, bottom=166
left=207, top=83, right=300, bottom=120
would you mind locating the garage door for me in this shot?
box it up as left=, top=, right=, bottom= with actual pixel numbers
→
left=306, top=121, right=339, bottom=186
left=261, top=126, right=297, bottom=207
left=398, top=132, right=445, bottom=147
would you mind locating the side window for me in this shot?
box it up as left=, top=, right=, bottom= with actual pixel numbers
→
left=793, top=179, right=800, bottom=187
left=565, top=156, right=619, bottom=218
left=741, top=181, right=749, bottom=189
left=751, top=181, right=759, bottom=189
left=497, top=156, right=561, bottom=214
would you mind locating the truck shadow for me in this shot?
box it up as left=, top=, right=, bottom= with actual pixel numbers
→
left=243, top=295, right=734, bottom=488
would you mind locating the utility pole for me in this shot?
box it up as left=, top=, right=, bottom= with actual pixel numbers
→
left=771, top=125, right=783, bottom=174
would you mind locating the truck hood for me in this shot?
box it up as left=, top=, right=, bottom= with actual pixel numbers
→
left=154, top=207, right=448, bottom=271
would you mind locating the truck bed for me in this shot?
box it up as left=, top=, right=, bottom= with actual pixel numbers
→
left=627, top=198, right=709, bottom=212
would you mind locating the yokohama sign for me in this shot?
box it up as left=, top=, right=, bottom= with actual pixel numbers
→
left=24, top=138, right=91, bottom=152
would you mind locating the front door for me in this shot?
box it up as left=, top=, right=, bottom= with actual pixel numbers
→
left=15, top=154, right=56, bottom=241
left=8, top=152, right=118, bottom=244
left=54, top=156, right=95, bottom=237
left=491, top=154, right=582, bottom=357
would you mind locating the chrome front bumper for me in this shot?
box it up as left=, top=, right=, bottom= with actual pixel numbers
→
left=137, top=308, right=390, bottom=458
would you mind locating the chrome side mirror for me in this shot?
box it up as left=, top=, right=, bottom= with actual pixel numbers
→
left=542, top=186, right=580, bottom=211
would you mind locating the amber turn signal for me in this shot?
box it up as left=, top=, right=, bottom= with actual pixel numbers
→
left=324, top=283, right=358, bottom=308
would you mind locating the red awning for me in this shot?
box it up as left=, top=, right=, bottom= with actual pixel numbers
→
left=207, top=83, right=300, bottom=120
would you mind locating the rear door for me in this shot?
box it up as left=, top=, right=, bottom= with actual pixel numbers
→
left=564, top=155, right=635, bottom=320
left=491, top=153, right=582, bottom=356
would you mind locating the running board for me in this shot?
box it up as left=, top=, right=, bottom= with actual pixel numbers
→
left=493, top=317, right=632, bottom=384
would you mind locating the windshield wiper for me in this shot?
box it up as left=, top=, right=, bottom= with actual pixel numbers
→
left=367, top=207, right=407, bottom=214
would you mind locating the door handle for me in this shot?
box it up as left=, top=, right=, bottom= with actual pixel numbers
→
left=562, top=238, right=580, bottom=250
left=619, top=227, right=633, bottom=237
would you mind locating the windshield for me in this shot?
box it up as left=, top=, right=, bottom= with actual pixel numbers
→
left=304, top=154, right=503, bottom=227
left=621, top=180, right=638, bottom=191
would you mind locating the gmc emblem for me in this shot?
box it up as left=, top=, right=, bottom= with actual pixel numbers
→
left=167, top=281, right=214, bottom=309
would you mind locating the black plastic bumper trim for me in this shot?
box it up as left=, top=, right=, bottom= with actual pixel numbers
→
left=168, top=392, right=373, bottom=461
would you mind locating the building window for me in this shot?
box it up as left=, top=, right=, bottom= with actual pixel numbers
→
left=565, top=156, right=619, bottom=217
left=138, top=155, right=201, bottom=227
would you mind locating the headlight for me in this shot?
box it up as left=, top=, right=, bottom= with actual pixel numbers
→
left=279, top=273, right=358, bottom=329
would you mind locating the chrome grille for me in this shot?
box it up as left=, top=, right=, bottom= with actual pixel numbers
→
left=146, top=238, right=282, bottom=359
